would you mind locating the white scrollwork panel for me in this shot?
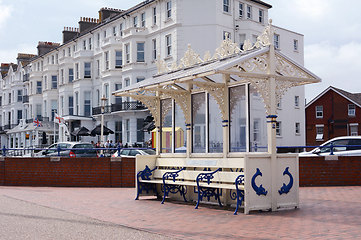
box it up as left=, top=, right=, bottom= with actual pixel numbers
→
left=247, top=78, right=271, bottom=115
left=275, top=55, right=313, bottom=79
left=229, top=85, right=246, bottom=120
left=275, top=79, right=303, bottom=109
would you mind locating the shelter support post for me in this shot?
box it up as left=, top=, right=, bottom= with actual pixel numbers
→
left=186, top=85, right=192, bottom=158
left=156, top=93, right=162, bottom=155
left=222, top=74, right=230, bottom=157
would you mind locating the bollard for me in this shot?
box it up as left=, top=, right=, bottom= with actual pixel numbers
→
left=2, top=145, right=6, bottom=157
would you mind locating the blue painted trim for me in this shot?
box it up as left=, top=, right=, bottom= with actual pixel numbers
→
left=266, top=115, right=278, bottom=118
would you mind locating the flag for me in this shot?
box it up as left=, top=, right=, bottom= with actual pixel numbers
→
left=33, top=118, right=43, bottom=128
left=54, top=113, right=64, bottom=124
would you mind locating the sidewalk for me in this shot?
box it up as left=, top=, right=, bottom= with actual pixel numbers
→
left=0, top=186, right=360, bottom=239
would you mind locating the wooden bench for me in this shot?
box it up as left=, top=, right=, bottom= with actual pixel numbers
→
left=135, top=157, right=245, bottom=215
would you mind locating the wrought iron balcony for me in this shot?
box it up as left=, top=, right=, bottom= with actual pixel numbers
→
left=92, top=101, right=147, bottom=115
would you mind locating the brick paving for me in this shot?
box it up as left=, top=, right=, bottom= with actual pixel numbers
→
left=0, top=186, right=360, bottom=239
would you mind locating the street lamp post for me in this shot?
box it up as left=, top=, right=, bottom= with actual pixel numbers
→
left=100, top=95, right=108, bottom=157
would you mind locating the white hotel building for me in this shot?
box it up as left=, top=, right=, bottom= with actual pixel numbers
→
left=0, top=0, right=305, bottom=151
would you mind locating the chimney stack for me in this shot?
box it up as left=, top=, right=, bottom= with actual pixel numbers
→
left=37, top=42, right=60, bottom=56
left=78, top=17, right=99, bottom=34
left=62, top=27, right=79, bottom=43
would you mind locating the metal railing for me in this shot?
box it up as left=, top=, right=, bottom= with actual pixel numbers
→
left=92, top=101, right=146, bottom=115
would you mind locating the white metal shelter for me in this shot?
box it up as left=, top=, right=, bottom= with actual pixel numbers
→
left=114, top=21, right=321, bottom=213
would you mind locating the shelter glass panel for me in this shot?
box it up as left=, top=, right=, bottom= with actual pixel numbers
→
left=161, top=98, right=172, bottom=153
left=192, top=93, right=206, bottom=153
left=229, top=85, right=247, bottom=152
left=209, top=93, right=223, bottom=153
left=249, top=84, right=267, bottom=152
left=175, top=102, right=186, bottom=153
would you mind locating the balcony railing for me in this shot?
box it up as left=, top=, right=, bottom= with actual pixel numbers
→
left=92, top=101, right=146, bottom=115
left=23, top=95, right=29, bottom=103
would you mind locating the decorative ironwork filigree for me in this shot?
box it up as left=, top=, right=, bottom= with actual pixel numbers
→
left=161, top=98, right=172, bottom=127
left=275, top=79, right=302, bottom=109
left=275, top=55, right=313, bottom=79
left=155, top=54, right=169, bottom=74
left=192, top=92, right=206, bottom=124
left=180, top=44, right=203, bottom=68
left=229, top=85, right=246, bottom=120
left=247, top=78, right=271, bottom=115
left=239, top=54, right=268, bottom=73
left=192, top=82, right=227, bottom=120
left=215, top=33, right=241, bottom=59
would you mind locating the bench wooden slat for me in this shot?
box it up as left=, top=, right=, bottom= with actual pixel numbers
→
left=153, top=170, right=243, bottom=183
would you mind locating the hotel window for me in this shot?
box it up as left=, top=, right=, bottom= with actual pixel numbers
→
left=84, top=62, right=91, bottom=78
left=69, top=68, right=74, bottom=83
left=119, top=23, right=123, bottom=36
left=259, top=9, right=264, bottom=23
left=60, top=96, right=64, bottom=115
left=73, top=44, right=76, bottom=52
left=348, top=104, right=356, bottom=116
left=141, top=13, right=145, bottom=27
left=137, top=42, right=145, bottom=62
left=295, top=96, right=299, bottom=107
left=89, top=38, right=92, bottom=50
left=69, top=96, right=74, bottom=115
left=316, top=125, right=324, bottom=140
left=44, top=76, right=47, bottom=89
left=17, top=90, right=22, bottom=102
left=36, top=104, right=42, bottom=118
left=63, top=49, right=65, bottom=57
left=43, top=101, right=47, bottom=117
left=294, top=39, right=298, bottom=51
left=125, top=44, right=130, bottom=63
left=274, top=34, right=280, bottom=49
left=223, top=31, right=231, bottom=40
left=152, top=39, right=157, bottom=60
left=253, top=119, right=260, bottom=142
left=104, top=30, right=106, bottom=38
left=75, top=63, right=79, bottom=79
left=36, top=81, right=42, bottom=94
left=75, top=92, right=79, bottom=115
left=316, top=106, right=323, bottom=118
left=104, top=84, right=109, bottom=105
left=239, top=3, right=243, bottom=18
left=153, top=7, right=157, bottom=25
left=223, top=0, right=230, bottom=13
left=68, top=47, right=71, bottom=56
left=247, top=5, right=252, bottom=19
left=276, top=122, right=281, bottom=136
left=51, top=75, right=57, bottom=89
left=137, top=77, right=145, bottom=83
left=350, top=124, right=358, bottom=136
left=115, top=51, right=123, bottom=68
left=167, top=1, right=172, bottom=18
left=166, top=35, right=172, bottom=56
left=115, top=84, right=122, bottom=103
left=84, top=92, right=91, bottom=117
left=83, top=40, right=86, bottom=50
left=97, top=60, right=100, bottom=76
left=113, top=26, right=117, bottom=36
left=41, top=61, right=43, bottom=71
left=133, top=16, right=138, bottom=27
left=96, top=90, right=100, bottom=106
left=239, top=34, right=246, bottom=50
left=295, top=122, right=300, bottom=134
left=61, top=69, right=64, bottom=84
left=55, top=54, right=58, bottom=64
left=105, top=51, right=109, bottom=70
left=51, top=55, right=54, bottom=64
left=51, top=100, right=57, bottom=121
left=97, top=33, right=100, bottom=47
left=8, top=93, right=11, bottom=104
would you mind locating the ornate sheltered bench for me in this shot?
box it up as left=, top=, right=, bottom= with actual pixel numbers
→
left=114, top=20, right=321, bottom=214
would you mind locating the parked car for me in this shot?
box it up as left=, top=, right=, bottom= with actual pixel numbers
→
left=111, top=148, right=156, bottom=157
left=299, top=136, right=361, bottom=156
left=40, top=142, right=97, bottom=157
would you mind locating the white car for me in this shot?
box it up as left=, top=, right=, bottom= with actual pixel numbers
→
left=111, top=148, right=156, bottom=157
left=299, top=136, right=361, bottom=156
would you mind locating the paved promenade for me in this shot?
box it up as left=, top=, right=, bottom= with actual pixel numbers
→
left=0, top=186, right=360, bottom=239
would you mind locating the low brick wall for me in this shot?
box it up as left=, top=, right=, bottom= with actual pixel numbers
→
left=0, top=157, right=135, bottom=187
left=299, top=156, right=361, bottom=186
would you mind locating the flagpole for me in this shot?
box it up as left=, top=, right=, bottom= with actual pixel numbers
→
left=53, top=110, right=56, bottom=144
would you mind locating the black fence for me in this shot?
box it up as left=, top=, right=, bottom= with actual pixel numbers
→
left=92, top=101, right=146, bottom=115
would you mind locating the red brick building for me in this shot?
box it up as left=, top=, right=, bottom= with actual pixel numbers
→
left=306, top=86, right=361, bottom=146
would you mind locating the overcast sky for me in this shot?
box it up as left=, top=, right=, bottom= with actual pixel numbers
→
left=0, top=0, right=359, bottom=102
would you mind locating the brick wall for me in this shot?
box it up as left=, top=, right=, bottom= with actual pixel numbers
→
left=0, top=157, right=135, bottom=187
left=299, top=156, right=361, bottom=186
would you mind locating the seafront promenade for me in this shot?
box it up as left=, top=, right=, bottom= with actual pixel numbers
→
left=0, top=186, right=360, bottom=239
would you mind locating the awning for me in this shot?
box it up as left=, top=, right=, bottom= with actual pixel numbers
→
left=90, top=124, right=114, bottom=136
left=71, top=126, right=90, bottom=136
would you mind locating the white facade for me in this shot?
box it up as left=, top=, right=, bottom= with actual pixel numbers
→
left=0, top=0, right=305, bottom=151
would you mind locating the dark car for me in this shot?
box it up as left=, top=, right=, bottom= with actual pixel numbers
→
left=41, top=142, right=97, bottom=157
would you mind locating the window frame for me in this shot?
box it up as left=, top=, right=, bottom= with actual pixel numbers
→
left=166, top=1, right=172, bottom=18
left=316, top=105, right=323, bottom=118
left=247, top=5, right=252, bottom=19
left=223, top=0, right=230, bottom=13
left=115, top=50, right=123, bottom=68
left=137, top=42, right=145, bottom=62
left=259, top=9, right=264, bottom=23
left=274, top=34, right=280, bottom=49
left=295, top=122, right=300, bottom=134
left=348, top=104, right=356, bottom=116
left=84, top=62, right=91, bottom=78
left=166, top=35, right=172, bottom=56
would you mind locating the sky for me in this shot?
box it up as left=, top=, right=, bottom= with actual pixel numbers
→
left=0, top=0, right=360, bottom=102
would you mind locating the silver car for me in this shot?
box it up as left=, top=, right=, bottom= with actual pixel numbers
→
left=112, top=148, right=156, bottom=157
left=299, top=136, right=361, bottom=156
left=41, top=142, right=97, bottom=157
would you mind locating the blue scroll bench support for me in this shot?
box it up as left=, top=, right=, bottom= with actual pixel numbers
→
left=161, top=167, right=187, bottom=204
left=195, top=168, right=222, bottom=209
left=233, top=174, right=245, bottom=215
left=135, top=165, right=158, bottom=200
